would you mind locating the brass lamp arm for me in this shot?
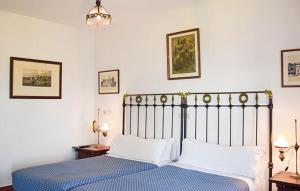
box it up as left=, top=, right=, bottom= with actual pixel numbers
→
left=278, top=146, right=295, bottom=161
left=92, top=120, right=100, bottom=133
left=284, top=142, right=299, bottom=153
left=284, top=146, right=295, bottom=153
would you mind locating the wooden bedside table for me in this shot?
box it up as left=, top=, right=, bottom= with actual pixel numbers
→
left=73, top=145, right=110, bottom=159
left=270, top=171, right=300, bottom=191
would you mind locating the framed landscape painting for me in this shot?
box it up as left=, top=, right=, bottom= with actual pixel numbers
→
left=166, top=28, right=201, bottom=80
left=281, top=49, right=300, bottom=87
left=10, top=57, right=62, bottom=99
left=98, top=69, right=119, bottom=94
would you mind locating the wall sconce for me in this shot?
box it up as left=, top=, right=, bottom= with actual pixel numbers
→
left=274, top=119, right=300, bottom=179
left=101, top=123, right=109, bottom=137
left=92, top=108, right=110, bottom=146
left=274, top=136, right=289, bottom=161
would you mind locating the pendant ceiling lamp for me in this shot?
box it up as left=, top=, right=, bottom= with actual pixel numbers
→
left=86, top=0, right=112, bottom=26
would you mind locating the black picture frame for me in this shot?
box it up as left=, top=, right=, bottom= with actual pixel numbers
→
left=281, top=49, right=300, bottom=88
left=10, top=57, right=62, bottom=99
left=98, top=69, right=120, bottom=94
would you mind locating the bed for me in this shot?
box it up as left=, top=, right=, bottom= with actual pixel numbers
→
left=70, top=90, right=273, bottom=191
left=12, top=93, right=183, bottom=191
left=12, top=91, right=273, bottom=191
left=70, top=139, right=265, bottom=191
left=12, top=155, right=157, bottom=191
left=70, top=164, right=253, bottom=191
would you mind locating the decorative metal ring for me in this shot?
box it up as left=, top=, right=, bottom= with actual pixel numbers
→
left=160, top=95, right=168, bottom=104
left=203, top=94, right=211, bottom=104
left=239, top=93, right=249, bottom=104
left=136, top=96, right=142, bottom=103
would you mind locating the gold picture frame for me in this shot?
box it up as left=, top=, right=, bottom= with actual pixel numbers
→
left=167, top=28, right=201, bottom=80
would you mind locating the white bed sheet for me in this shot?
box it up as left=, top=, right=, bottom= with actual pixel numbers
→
left=107, top=154, right=173, bottom=167
left=172, top=163, right=256, bottom=191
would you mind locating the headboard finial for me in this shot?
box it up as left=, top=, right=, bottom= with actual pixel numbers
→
left=265, top=90, right=273, bottom=99
left=179, top=92, right=191, bottom=99
left=123, top=93, right=128, bottom=99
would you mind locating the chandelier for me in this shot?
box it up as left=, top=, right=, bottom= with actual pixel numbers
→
left=86, top=0, right=112, bottom=26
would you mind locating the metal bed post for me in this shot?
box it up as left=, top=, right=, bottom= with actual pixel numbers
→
left=266, top=90, right=273, bottom=191
left=122, top=94, right=128, bottom=135
left=180, top=92, right=189, bottom=154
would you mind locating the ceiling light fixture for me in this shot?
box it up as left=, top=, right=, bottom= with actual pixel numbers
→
left=86, top=0, right=112, bottom=26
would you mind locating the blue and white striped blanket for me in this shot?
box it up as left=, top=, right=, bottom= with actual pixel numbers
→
left=12, top=155, right=157, bottom=191
left=71, top=165, right=250, bottom=191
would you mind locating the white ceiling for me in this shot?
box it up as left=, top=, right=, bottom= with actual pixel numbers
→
left=0, top=0, right=198, bottom=28
left=0, top=0, right=98, bottom=28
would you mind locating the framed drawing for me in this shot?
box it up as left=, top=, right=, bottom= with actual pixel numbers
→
left=281, top=49, right=300, bottom=87
left=10, top=57, right=62, bottom=99
left=166, top=28, right=201, bottom=80
left=98, top=69, right=119, bottom=94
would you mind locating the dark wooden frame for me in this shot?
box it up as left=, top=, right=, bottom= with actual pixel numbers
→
left=281, top=49, right=300, bottom=88
left=98, top=69, right=120, bottom=94
left=72, top=145, right=110, bottom=159
left=166, top=28, right=201, bottom=80
left=10, top=57, right=62, bottom=99
left=0, top=185, right=13, bottom=191
left=270, top=172, right=300, bottom=191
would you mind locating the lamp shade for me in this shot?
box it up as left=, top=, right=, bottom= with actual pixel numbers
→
left=86, top=0, right=112, bottom=26
left=274, top=136, right=289, bottom=148
left=101, top=123, right=110, bottom=133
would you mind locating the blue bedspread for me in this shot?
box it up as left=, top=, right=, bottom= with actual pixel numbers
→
left=71, top=165, right=250, bottom=191
left=12, top=155, right=157, bottom=191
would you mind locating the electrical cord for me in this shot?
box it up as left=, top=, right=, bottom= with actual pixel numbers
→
left=284, top=149, right=294, bottom=171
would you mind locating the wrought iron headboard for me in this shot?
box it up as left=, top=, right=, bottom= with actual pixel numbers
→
left=121, top=90, right=273, bottom=191
left=181, top=90, right=273, bottom=191
left=122, top=93, right=184, bottom=143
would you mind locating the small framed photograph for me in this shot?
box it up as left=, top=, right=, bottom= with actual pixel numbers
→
left=10, top=57, right=62, bottom=99
left=281, top=49, right=300, bottom=87
left=166, top=28, right=201, bottom=80
left=98, top=69, right=120, bottom=94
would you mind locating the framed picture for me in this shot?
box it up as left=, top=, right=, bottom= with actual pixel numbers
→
left=281, top=49, right=300, bottom=87
left=166, top=28, right=201, bottom=80
left=98, top=70, right=119, bottom=94
left=10, top=57, right=62, bottom=99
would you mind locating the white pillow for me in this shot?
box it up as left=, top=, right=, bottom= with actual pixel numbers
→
left=254, top=148, right=267, bottom=190
left=161, top=138, right=175, bottom=161
left=178, top=139, right=264, bottom=179
left=108, top=135, right=168, bottom=164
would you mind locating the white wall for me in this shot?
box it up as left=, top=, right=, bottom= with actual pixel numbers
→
left=95, top=0, right=300, bottom=188
left=1, top=0, right=299, bottom=188
left=0, top=11, right=96, bottom=186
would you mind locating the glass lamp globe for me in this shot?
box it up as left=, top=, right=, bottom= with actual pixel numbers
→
left=86, top=0, right=112, bottom=27
left=274, top=136, right=289, bottom=149
left=101, top=123, right=110, bottom=137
